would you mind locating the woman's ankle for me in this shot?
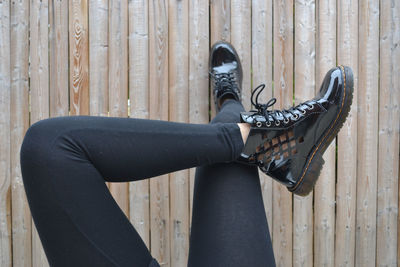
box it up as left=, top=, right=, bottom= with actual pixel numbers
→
left=237, top=123, right=250, bottom=144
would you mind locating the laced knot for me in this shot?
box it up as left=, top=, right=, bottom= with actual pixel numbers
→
left=250, top=84, right=315, bottom=124
left=251, top=84, right=276, bottom=114
left=209, top=71, right=238, bottom=93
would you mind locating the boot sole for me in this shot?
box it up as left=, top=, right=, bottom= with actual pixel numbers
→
left=288, top=65, right=354, bottom=196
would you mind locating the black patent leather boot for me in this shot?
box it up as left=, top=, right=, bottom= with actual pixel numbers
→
left=238, top=65, right=354, bottom=196
left=209, top=41, right=242, bottom=111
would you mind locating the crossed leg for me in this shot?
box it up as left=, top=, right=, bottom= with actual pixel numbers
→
left=188, top=99, right=275, bottom=266
left=20, top=99, right=274, bottom=266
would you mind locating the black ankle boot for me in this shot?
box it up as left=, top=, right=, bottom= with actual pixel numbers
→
left=238, top=65, right=354, bottom=196
left=209, top=41, right=242, bottom=111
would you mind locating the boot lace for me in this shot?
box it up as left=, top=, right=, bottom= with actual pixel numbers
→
left=250, top=84, right=314, bottom=124
left=209, top=72, right=239, bottom=96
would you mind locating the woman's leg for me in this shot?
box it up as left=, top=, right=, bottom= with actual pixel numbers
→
left=20, top=116, right=244, bottom=266
left=188, top=99, right=275, bottom=266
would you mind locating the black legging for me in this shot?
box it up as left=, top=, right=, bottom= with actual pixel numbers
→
left=20, top=99, right=275, bottom=267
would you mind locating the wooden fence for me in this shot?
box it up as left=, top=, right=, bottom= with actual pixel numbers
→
left=0, top=0, right=399, bottom=266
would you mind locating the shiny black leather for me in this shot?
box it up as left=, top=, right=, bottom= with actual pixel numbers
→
left=238, top=66, right=353, bottom=193
left=209, top=41, right=242, bottom=110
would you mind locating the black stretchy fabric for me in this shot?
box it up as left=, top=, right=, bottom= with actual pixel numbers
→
left=20, top=99, right=275, bottom=267
left=188, top=99, right=275, bottom=266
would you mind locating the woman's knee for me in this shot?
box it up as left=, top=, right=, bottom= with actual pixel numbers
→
left=20, top=117, right=67, bottom=169
left=20, top=116, right=95, bottom=174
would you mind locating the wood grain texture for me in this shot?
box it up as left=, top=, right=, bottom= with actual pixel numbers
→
left=210, top=0, right=230, bottom=44
left=336, top=0, right=358, bottom=266
left=128, top=0, right=150, bottom=248
left=168, top=1, right=189, bottom=266
left=356, top=0, right=379, bottom=266
left=0, top=1, right=11, bottom=266
left=294, top=1, right=315, bottom=266
left=272, top=0, right=294, bottom=265
left=10, top=0, right=31, bottom=266
left=30, top=0, right=50, bottom=265
left=188, top=0, right=209, bottom=225
left=210, top=0, right=230, bottom=117
left=30, top=0, right=50, bottom=123
left=108, top=0, right=129, bottom=217
left=49, top=0, right=69, bottom=117
left=252, top=0, right=273, bottom=238
left=314, top=1, right=336, bottom=266
left=398, top=158, right=400, bottom=265
left=149, top=1, right=170, bottom=265
left=4, top=1, right=400, bottom=265
left=376, top=0, right=399, bottom=266
left=89, top=0, right=108, bottom=116
left=230, top=0, right=251, bottom=110
left=69, top=0, right=89, bottom=115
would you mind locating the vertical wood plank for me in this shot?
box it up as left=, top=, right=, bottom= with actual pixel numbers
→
left=0, top=1, right=11, bottom=266
left=376, top=0, right=400, bottom=266
left=10, top=0, right=31, bottom=266
left=128, top=0, right=150, bottom=248
left=108, top=0, right=129, bottom=217
left=88, top=0, right=109, bottom=189
left=149, top=1, right=170, bottom=265
left=69, top=0, right=89, bottom=116
left=294, top=1, right=315, bottom=266
left=336, top=0, right=358, bottom=266
left=188, top=0, right=209, bottom=226
left=89, top=0, right=108, bottom=116
left=29, top=2, right=49, bottom=125
left=30, top=0, right=50, bottom=265
left=273, top=0, right=294, bottom=265
left=398, top=158, right=400, bottom=265
left=210, top=0, right=230, bottom=117
left=5, top=0, right=400, bottom=264
left=168, top=1, right=189, bottom=266
left=314, top=1, right=336, bottom=266
left=230, top=0, right=251, bottom=110
left=2, top=190, right=11, bottom=267
left=49, top=0, right=69, bottom=117
left=252, top=0, right=273, bottom=237
left=356, top=0, right=379, bottom=266
left=210, top=0, right=230, bottom=45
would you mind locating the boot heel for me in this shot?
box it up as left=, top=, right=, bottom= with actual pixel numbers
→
left=289, top=152, right=325, bottom=196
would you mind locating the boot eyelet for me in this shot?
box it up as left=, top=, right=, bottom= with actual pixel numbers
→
left=307, top=104, right=314, bottom=110
left=266, top=121, right=271, bottom=127
left=256, top=121, right=263, bottom=128
left=292, top=114, right=299, bottom=120
left=301, top=109, right=307, bottom=115
left=283, top=118, right=290, bottom=124
left=275, top=121, right=280, bottom=126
